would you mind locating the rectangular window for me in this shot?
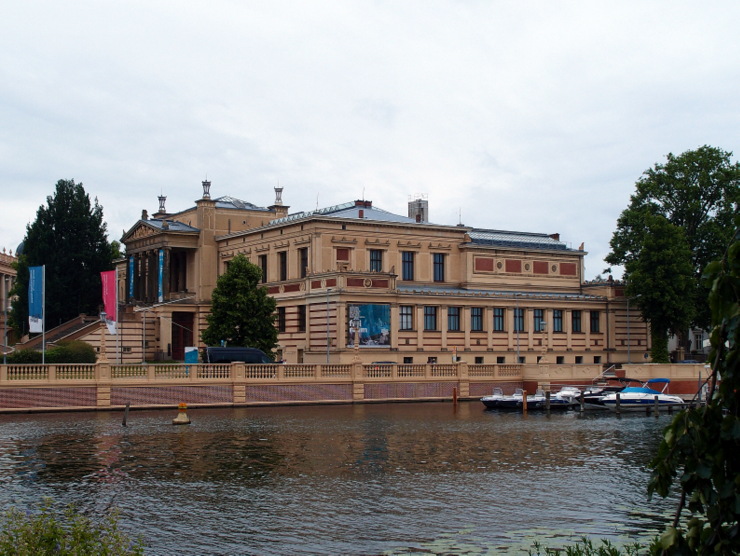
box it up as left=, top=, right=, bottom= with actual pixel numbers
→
left=424, top=306, right=438, bottom=331
left=474, top=356, right=484, bottom=364
left=471, top=307, right=483, bottom=331
left=572, top=310, right=582, bottom=333
left=447, top=306, right=460, bottom=331
left=400, top=305, right=413, bottom=330
left=402, top=251, right=415, bottom=281
left=403, top=356, right=413, bottom=364
left=433, top=253, right=445, bottom=282
left=298, top=305, right=307, bottom=332
left=496, top=356, right=506, bottom=364
left=590, top=310, right=600, bottom=333
left=258, top=254, right=268, bottom=283
left=493, top=308, right=505, bottom=332
left=534, top=309, right=545, bottom=332
left=556, top=356, right=565, bottom=364
left=278, top=251, right=287, bottom=281
left=298, top=248, right=308, bottom=279
left=369, top=249, right=383, bottom=272
left=277, top=307, right=286, bottom=332
left=553, top=310, right=563, bottom=332
left=575, top=355, right=583, bottom=364
left=514, top=308, right=525, bottom=332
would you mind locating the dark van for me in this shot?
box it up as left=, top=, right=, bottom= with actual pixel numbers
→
left=204, top=347, right=273, bottom=364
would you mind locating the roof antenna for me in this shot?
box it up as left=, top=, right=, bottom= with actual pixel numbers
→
left=316, top=193, right=319, bottom=210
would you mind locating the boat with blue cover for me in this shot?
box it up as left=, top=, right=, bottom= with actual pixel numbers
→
left=600, top=378, right=685, bottom=412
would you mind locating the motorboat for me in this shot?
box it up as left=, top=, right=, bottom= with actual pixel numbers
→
left=600, top=378, right=686, bottom=412
left=581, top=377, right=643, bottom=409
left=480, top=387, right=506, bottom=409
left=491, top=388, right=580, bottom=411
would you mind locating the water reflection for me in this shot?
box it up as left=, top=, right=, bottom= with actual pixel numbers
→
left=0, top=402, right=676, bottom=554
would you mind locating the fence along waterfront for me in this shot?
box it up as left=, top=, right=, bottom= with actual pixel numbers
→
left=0, top=361, right=704, bottom=412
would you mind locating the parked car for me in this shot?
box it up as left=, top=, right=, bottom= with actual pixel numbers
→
left=203, top=347, right=273, bottom=364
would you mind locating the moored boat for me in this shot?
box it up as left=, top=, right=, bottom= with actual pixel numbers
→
left=480, top=387, right=506, bottom=409
left=601, top=378, right=686, bottom=412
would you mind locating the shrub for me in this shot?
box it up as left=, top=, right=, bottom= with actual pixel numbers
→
left=5, top=348, right=43, bottom=364
left=0, top=498, right=143, bottom=555
left=47, top=340, right=97, bottom=363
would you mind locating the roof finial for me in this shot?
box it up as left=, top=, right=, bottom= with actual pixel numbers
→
left=158, top=194, right=167, bottom=213
left=274, top=183, right=283, bottom=206
left=202, top=179, right=211, bottom=199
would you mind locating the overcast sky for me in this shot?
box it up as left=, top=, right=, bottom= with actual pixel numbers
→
left=2, top=1, right=738, bottom=279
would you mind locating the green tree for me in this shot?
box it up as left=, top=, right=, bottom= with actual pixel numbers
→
left=624, top=214, right=695, bottom=362
left=648, top=225, right=739, bottom=554
left=606, top=146, right=739, bottom=351
left=9, top=180, right=113, bottom=335
left=201, top=254, right=278, bottom=355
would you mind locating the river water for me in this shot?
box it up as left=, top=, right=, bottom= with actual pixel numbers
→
left=0, top=402, right=677, bottom=554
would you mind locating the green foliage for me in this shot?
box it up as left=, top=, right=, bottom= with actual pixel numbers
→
left=5, top=348, right=43, bottom=364
left=624, top=214, right=695, bottom=362
left=648, top=224, right=740, bottom=554
left=0, top=498, right=143, bottom=555
left=201, top=254, right=279, bottom=355
left=529, top=537, right=649, bottom=555
left=607, top=146, right=739, bottom=334
left=9, top=179, right=113, bottom=336
left=46, top=340, right=97, bottom=363
left=6, top=341, right=97, bottom=364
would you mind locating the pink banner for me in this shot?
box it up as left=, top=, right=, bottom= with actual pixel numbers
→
left=100, top=270, right=117, bottom=334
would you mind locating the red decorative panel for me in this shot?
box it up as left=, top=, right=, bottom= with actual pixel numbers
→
left=347, top=278, right=365, bottom=287
left=475, top=257, right=494, bottom=272
left=533, top=261, right=549, bottom=274
left=371, top=279, right=389, bottom=288
left=268, top=286, right=280, bottom=294
left=560, top=263, right=577, bottom=276
left=311, top=280, right=322, bottom=289
left=364, top=382, right=456, bottom=399
left=505, top=259, right=522, bottom=273
left=283, top=283, right=301, bottom=292
left=325, top=279, right=337, bottom=287
left=0, top=387, right=97, bottom=408
left=245, top=384, right=352, bottom=402
left=336, top=248, right=349, bottom=261
left=111, top=386, right=232, bottom=405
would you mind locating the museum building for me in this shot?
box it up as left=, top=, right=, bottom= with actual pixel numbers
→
left=119, top=181, right=648, bottom=365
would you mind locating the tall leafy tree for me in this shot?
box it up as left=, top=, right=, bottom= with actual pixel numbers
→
left=624, top=214, right=695, bottom=362
left=201, top=254, right=278, bottom=355
left=9, top=179, right=113, bottom=335
left=606, top=146, right=739, bottom=350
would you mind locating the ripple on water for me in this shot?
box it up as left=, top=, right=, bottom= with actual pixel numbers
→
left=0, top=403, right=677, bottom=554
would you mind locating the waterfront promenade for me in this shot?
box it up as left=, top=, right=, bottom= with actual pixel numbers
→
left=0, top=360, right=706, bottom=412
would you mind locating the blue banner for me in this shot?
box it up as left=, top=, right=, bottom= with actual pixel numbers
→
left=28, top=265, right=44, bottom=333
left=158, top=249, right=164, bottom=302
left=128, top=256, right=134, bottom=299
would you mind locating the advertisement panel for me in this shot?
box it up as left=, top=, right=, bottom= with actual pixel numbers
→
left=347, top=304, right=390, bottom=347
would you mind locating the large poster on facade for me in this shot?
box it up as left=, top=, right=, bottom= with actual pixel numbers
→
left=347, top=304, right=390, bottom=347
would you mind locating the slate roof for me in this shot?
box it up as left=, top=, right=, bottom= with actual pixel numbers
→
left=467, top=229, right=572, bottom=251
left=213, top=196, right=270, bottom=212
left=144, top=220, right=200, bottom=233
left=270, top=202, right=417, bottom=225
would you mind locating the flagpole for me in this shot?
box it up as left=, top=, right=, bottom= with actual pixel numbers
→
left=41, top=265, right=46, bottom=364
left=116, top=268, right=120, bottom=364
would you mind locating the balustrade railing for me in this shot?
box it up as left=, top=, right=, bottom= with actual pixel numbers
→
left=1, top=362, right=527, bottom=384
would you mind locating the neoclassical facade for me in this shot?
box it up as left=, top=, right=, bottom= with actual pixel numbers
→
left=119, top=182, right=649, bottom=365
left=1, top=248, right=18, bottom=354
